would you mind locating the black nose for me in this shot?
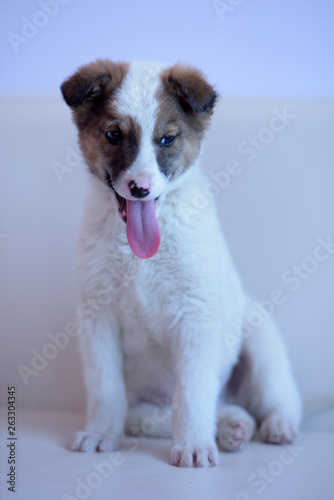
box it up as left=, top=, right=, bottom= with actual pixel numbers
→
left=128, top=180, right=150, bottom=199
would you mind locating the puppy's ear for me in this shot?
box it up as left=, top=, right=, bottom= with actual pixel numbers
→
left=161, top=64, right=218, bottom=115
left=61, top=59, right=128, bottom=108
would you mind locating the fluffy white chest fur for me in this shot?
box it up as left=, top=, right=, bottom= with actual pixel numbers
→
left=61, top=59, right=302, bottom=467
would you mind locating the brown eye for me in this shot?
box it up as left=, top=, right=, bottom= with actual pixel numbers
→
left=160, top=135, right=175, bottom=146
left=105, top=130, right=122, bottom=145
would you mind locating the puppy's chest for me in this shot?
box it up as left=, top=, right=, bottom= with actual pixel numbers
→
left=116, top=257, right=173, bottom=340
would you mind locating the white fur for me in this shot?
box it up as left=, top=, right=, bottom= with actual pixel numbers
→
left=112, top=62, right=170, bottom=201
left=71, top=62, right=302, bottom=467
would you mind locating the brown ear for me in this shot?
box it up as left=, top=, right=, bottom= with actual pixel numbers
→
left=161, top=64, right=218, bottom=115
left=61, top=59, right=129, bottom=108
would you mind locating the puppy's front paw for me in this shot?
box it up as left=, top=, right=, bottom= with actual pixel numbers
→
left=71, top=431, right=121, bottom=453
left=170, top=443, right=219, bottom=467
left=260, top=413, right=297, bottom=444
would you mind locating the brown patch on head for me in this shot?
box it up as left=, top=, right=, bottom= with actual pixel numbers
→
left=97, top=114, right=142, bottom=183
left=61, top=59, right=142, bottom=184
left=61, top=59, right=129, bottom=130
left=154, top=64, right=218, bottom=178
left=162, top=63, right=218, bottom=115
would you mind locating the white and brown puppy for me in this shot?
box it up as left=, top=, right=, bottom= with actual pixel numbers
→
left=61, top=60, right=302, bottom=467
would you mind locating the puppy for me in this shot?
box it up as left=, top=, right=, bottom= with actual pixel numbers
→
left=61, top=60, right=302, bottom=467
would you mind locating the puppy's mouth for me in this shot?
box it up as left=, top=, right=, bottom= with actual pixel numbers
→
left=105, top=172, right=161, bottom=259
left=114, top=189, right=128, bottom=223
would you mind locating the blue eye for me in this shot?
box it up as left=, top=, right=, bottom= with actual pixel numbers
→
left=160, top=135, right=175, bottom=146
left=105, top=130, right=122, bottom=145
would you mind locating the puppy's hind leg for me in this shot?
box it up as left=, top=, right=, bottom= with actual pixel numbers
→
left=217, top=405, right=256, bottom=452
left=233, top=302, right=302, bottom=445
left=125, top=402, right=172, bottom=438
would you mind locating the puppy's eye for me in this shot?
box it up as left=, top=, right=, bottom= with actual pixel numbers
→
left=160, top=135, right=175, bottom=146
left=105, top=130, right=122, bottom=145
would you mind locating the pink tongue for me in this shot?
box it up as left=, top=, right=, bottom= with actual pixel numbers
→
left=126, top=199, right=161, bottom=258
